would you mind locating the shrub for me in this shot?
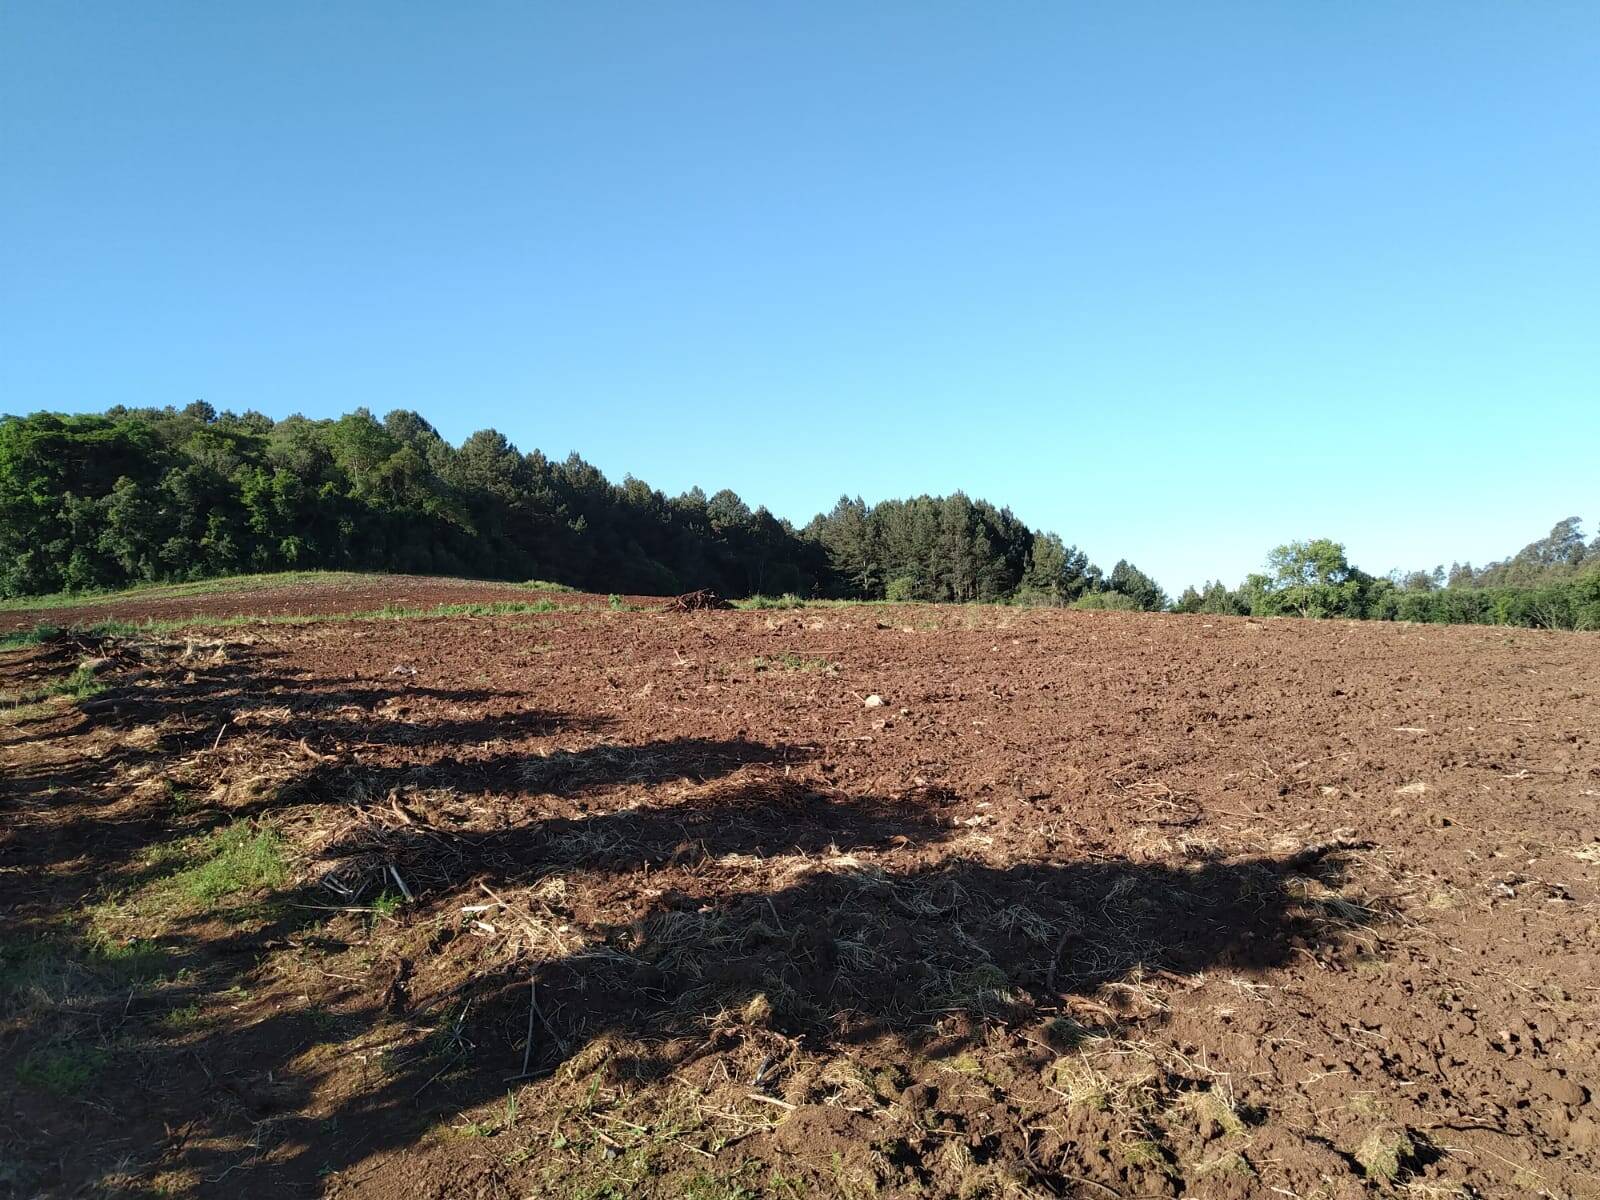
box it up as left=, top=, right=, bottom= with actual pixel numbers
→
left=1071, top=592, right=1141, bottom=612
left=884, top=575, right=920, bottom=603
left=738, top=593, right=806, bottom=610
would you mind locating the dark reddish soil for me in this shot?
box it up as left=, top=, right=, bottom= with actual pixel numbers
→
left=2, top=587, right=1598, bottom=1199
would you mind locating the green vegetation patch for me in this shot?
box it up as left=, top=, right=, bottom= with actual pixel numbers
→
left=47, top=664, right=107, bottom=701
left=736, top=593, right=807, bottom=610
left=375, top=600, right=558, bottom=618
left=1, top=935, right=166, bottom=1014
left=751, top=652, right=834, bottom=673
left=0, top=623, right=62, bottom=649
left=15, top=1044, right=110, bottom=1095
left=159, top=822, right=287, bottom=908
left=0, top=571, right=376, bottom=612
left=2, top=933, right=177, bottom=1100
left=1071, top=592, right=1143, bottom=612
left=160, top=1002, right=206, bottom=1030
left=1117, top=1137, right=1176, bottom=1176
left=736, top=595, right=891, bottom=611
left=0, top=701, right=52, bottom=724
left=104, top=821, right=289, bottom=923
left=0, top=662, right=108, bottom=706
left=679, top=1166, right=765, bottom=1200
left=2, top=602, right=565, bottom=652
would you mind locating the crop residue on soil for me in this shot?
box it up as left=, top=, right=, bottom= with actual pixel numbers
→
left=2, top=586, right=1598, bottom=1198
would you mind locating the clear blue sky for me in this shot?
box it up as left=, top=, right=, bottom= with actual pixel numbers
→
left=3, top=3, right=1597, bottom=592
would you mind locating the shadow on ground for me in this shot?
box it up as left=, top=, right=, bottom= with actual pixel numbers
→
left=0, top=635, right=1376, bottom=1198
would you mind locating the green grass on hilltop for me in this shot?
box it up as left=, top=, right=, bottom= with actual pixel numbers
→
left=0, top=570, right=580, bottom=614
left=0, top=600, right=567, bottom=651
left=0, top=571, right=371, bottom=612
left=734, top=594, right=890, bottom=610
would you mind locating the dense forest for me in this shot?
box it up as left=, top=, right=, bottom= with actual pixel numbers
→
left=0, top=405, right=1164, bottom=609
left=2, top=406, right=1594, bottom=629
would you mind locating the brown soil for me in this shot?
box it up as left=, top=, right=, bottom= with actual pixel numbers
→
left=0, top=575, right=634, bottom=634
left=3, top=586, right=1598, bottom=1199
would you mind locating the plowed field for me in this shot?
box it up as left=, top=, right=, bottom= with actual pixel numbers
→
left=3, top=579, right=1597, bottom=1198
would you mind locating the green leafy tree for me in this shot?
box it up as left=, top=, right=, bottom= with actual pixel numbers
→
left=1106, top=559, right=1168, bottom=611
left=1198, top=580, right=1248, bottom=615
left=1016, top=533, right=1093, bottom=606
left=885, top=574, right=920, bottom=602
left=98, top=477, right=161, bottom=580
left=1262, top=538, right=1364, bottom=618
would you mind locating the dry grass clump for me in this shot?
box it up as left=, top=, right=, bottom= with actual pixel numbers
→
left=559, top=848, right=1382, bottom=1046
left=1117, top=1136, right=1174, bottom=1174
left=625, top=907, right=804, bottom=1021
left=1355, top=1124, right=1417, bottom=1181
left=522, top=744, right=675, bottom=792
left=1192, top=1150, right=1254, bottom=1179
left=1048, top=1057, right=1113, bottom=1112
left=300, top=793, right=470, bottom=902
left=534, top=863, right=1034, bottom=1039
left=461, top=875, right=588, bottom=962
left=1180, top=1087, right=1247, bottom=1138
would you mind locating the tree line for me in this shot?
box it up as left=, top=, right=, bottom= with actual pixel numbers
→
left=0, top=405, right=1167, bottom=608
left=804, top=496, right=1164, bottom=609
left=3, top=405, right=1593, bottom=629
left=1175, top=523, right=1600, bottom=631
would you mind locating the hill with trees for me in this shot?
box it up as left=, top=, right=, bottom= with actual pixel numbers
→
left=4, top=405, right=1592, bottom=629
left=0, top=405, right=1166, bottom=609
